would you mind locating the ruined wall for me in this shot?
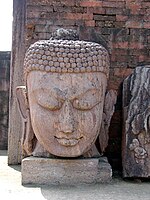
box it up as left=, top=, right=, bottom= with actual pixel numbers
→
left=9, top=0, right=150, bottom=167
left=0, top=52, right=10, bottom=149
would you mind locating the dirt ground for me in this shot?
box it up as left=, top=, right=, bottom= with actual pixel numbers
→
left=0, top=150, right=150, bottom=200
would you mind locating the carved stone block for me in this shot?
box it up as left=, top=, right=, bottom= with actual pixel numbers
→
left=22, top=157, right=112, bottom=185
left=122, top=66, right=150, bottom=178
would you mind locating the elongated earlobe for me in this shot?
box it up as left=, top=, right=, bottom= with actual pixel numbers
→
left=99, top=90, right=117, bottom=153
left=16, top=86, right=35, bottom=156
left=16, top=86, right=28, bottom=120
left=22, top=109, right=35, bottom=156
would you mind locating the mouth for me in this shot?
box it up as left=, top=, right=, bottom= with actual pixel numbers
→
left=54, top=136, right=83, bottom=147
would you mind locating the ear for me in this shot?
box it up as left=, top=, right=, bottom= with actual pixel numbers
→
left=22, top=109, right=36, bottom=156
left=16, top=86, right=36, bottom=156
left=16, top=86, right=29, bottom=120
left=99, top=90, right=117, bottom=153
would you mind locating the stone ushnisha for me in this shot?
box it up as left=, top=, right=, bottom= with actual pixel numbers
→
left=24, top=40, right=109, bottom=77
left=17, top=29, right=117, bottom=159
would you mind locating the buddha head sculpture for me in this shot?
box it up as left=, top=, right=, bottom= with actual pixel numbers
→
left=17, top=29, right=117, bottom=158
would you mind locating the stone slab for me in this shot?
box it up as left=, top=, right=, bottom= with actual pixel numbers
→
left=8, top=0, right=26, bottom=165
left=22, top=157, right=112, bottom=185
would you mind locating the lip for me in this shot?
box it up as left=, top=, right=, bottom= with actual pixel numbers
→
left=55, top=136, right=83, bottom=147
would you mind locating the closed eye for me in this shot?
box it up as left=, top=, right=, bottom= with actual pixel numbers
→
left=31, top=88, right=64, bottom=111
left=37, top=95, right=63, bottom=111
left=72, top=89, right=102, bottom=111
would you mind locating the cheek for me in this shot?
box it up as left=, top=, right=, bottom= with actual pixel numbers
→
left=30, top=106, right=57, bottom=135
left=79, top=109, right=100, bottom=133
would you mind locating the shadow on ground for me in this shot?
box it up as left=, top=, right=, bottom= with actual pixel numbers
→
left=0, top=150, right=150, bottom=200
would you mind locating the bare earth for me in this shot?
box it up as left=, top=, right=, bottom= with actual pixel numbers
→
left=0, top=151, right=150, bottom=200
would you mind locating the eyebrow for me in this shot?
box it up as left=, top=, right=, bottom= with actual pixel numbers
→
left=31, top=88, right=100, bottom=101
left=30, top=88, right=65, bottom=101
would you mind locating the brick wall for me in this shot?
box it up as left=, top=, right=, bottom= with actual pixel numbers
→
left=25, top=0, right=150, bottom=98
left=11, top=0, right=150, bottom=168
left=0, top=52, right=10, bottom=149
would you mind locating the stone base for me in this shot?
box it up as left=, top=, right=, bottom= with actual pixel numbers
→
left=21, top=157, right=112, bottom=185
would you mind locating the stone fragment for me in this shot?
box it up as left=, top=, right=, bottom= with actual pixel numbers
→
left=122, top=66, right=150, bottom=178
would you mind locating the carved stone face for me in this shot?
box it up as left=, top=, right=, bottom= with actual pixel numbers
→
left=27, top=71, right=107, bottom=157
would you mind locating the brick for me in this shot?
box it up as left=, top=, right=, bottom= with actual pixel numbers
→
left=128, top=49, right=141, bottom=56
left=104, top=21, right=114, bottom=28
left=27, top=0, right=54, bottom=6
left=26, top=18, right=51, bottom=27
left=53, top=6, right=71, bottom=13
left=80, top=1, right=103, bottom=7
left=127, top=3, right=142, bottom=15
left=111, top=54, right=116, bottom=62
left=103, top=1, right=125, bottom=8
left=112, top=61, right=128, bottom=68
left=82, top=13, right=93, bottom=20
left=87, top=7, right=105, bottom=14
left=54, top=20, right=76, bottom=26
left=143, top=22, right=150, bottom=29
left=129, top=42, right=144, bottom=49
left=107, top=76, right=124, bottom=90
left=27, top=0, right=76, bottom=6
left=102, top=28, right=112, bottom=35
left=115, top=21, right=126, bottom=28
left=71, top=7, right=86, bottom=13
left=33, top=32, right=51, bottom=40
left=105, top=8, right=124, bottom=15
left=142, top=2, right=150, bottom=9
left=27, top=9, right=52, bottom=19
left=114, top=55, right=129, bottom=62
left=112, top=49, right=128, bottom=56
left=27, top=5, right=54, bottom=15
left=106, top=0, right=125, bottom=1
left=65, top=13, right=93, bottom=20
left=85, top=20, right=95, bottom=27
left=94, top=14, right=116, bottom=21
left=53, top=6, right=86, bottom=13
left=127, top=57, right=138, bottom=67
left=35, top=24, right=53, bottom=32
left=113, top=42, right=129, bottom=49
left=60, top=0, right=76, bottom=6
left=147, top=36, right=150, bottom=43
left=126, top=20, right=143, bottom=28
left=116, top=15, right=128, bottom=21
left=95, top=21, right=104, bottom=27
left=112, top=29, right=129, bottom=42
left=108, top=0, right=126, bottom=2
left=75, top=20, right=85, bottom=26
left=27, top=8, right=65, bottom=20
left=129, top=29, right=145, bottom=40
left=144, top=14, right=150, bottom=22
left=139, top=8, right=147, bottom=15
left=138, top=55, right=147, bottom=62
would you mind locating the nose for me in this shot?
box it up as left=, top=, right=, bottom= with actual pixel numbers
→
left=58, top=100, right=75, bottom=134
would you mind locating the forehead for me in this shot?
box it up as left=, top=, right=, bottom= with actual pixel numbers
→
left=27, top=71, right=106, bottom=88
left=27, top=71, right=107, bottom=97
